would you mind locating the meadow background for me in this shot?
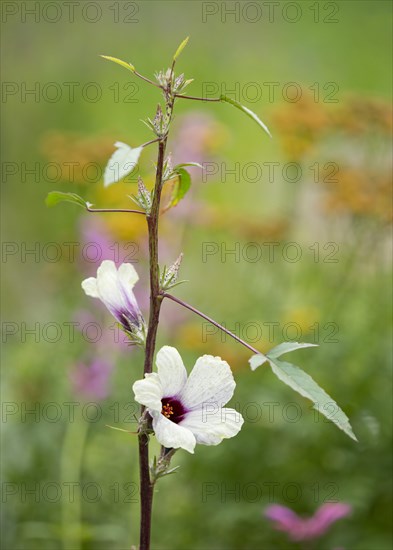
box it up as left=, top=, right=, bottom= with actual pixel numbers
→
left=1, top=1, right=392, bottom=549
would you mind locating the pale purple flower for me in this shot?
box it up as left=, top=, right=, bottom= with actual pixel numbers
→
left=70, top=359, right=114, bottom=401
left=81, top=260, right=145, bottom=340
left=264, top=503, right=351, bottom=542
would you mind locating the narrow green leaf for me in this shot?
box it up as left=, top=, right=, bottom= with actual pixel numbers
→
left=173, top=37, right=189, bottom=61
left=249, top=342, right=357, bottom=440
left=100, top=55, right=135, bottom=73
left=170, top=168, right=191, bottom=206
left=45, top=191, right=89, bottom=209
left=267, top=341, right=318, bottom=360
left=220, top=94, right=272, bottom=138
left=249, top=342, right=318, bottom=370
left=174, top=162, right=203, bottom=169
left=268, top=357, right=357, bottom=441
left=249, top=354, right=268, bottom=371
left=105, top=425, right=137, bottom=435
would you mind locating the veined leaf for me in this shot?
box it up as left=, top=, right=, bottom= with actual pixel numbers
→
left=170, top=168, right=191, bottom=206
left=100, top=55, right=135, bottom=73
left=104, top=142, right=143, bottom=187
left=249, top=343, right=357, bottom=441
left=45, top=191, right=90, bottom=209
left=173, top=37, right=189, bottom=61
left=220, top=95, right=272, bottom=138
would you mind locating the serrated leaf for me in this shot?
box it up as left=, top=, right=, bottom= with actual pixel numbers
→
left=45, top=191, right=89, bottom=209
left=220, top=95, right=272, bottom=138
left=173, top=37, right=189, bottom=61
left=100, top=55, right=135, bottom=73
left=104, top=142, right=143, bottom=187
left=170, top=168, right=191, bottom=206
left=268, top=357, right=357, bottom=441
left=249, top=343, right=357, bottom=440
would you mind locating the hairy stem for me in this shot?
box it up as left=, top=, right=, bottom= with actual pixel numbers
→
left=163, top=293, right=260, bottom=355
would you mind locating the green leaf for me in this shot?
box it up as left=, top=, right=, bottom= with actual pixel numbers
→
left=270, top=358, right=357, bottom=441
left=267, top=341, right=318, bottom=360
left=174, top=162, right=203, bottom=169
left=249, top=344, right=357, bottom=441
left=105, top=425, right=137, bottom=435
left=100, top=55, right=135, bottom=73
left=45, top=191, right=90, bottom=209
left=173, top=37, right=189, bottom=61
left=249, top=353, right=268, bottom=371
left=220, top=95, right=272, bottom=138
left=170, top=168, right=191, bottom=206
left=249, top=342, right=317, bottom=371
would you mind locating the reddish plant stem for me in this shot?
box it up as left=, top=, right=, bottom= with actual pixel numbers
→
left=138, top=136, right=168, bottom=550
left=87, top=207, right=145, bottom=215
left=174, top=94, right=221, bottom=102
left=162, top=293, right=260, bottom=355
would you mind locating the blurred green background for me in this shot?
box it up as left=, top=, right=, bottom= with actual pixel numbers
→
left=1, top=1, right=392, bottom=549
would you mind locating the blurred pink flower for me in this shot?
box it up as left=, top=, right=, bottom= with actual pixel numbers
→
left=264, top=502, right=351, bottom=542
left=70, top=359, right=114, bottom=401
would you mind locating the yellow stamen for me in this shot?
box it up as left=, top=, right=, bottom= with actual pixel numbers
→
left=162, top=403, right=174, bottom=418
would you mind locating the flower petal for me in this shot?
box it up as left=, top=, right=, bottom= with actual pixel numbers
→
left=179, top=407, right=244, bottom=445
left=180, top=355, right=236, bottom=409
left=118, top=262, right=139, bottom=288
left=81, top=276, right=99, bottom=298
left=151, top=411, right=196, bottom=454
left=264, top=505, right=301, bottom=531
left=156, top=346, right=187, bottom=397
left=96, top=260, right=124, bottom=309
left=104, top=142, right=143, bottom=187
left=133, top=373, right=162, bottom=412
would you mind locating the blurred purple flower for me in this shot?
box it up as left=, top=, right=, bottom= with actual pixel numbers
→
left=169, top=111, right=223, bottom=222
left=78, top=217, right=130, bottom=275
left=70, top=359, right=114, bottom=401
left=264, top=502, right=351, bottom=542
left=172, top=111, right=218, bottom=169
left=81, top=260, right=145, bottom=339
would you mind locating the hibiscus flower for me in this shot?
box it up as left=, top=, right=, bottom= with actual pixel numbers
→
left=133, top=346, right=244, bottom=453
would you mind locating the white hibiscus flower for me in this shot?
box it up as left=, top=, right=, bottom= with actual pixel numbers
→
left=133, top=346, right=244, bottom=453
left=81, top=260, right=145, bottom=340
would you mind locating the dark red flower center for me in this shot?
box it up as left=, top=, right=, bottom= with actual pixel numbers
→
left=161, top=397, right=187, bottom=424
